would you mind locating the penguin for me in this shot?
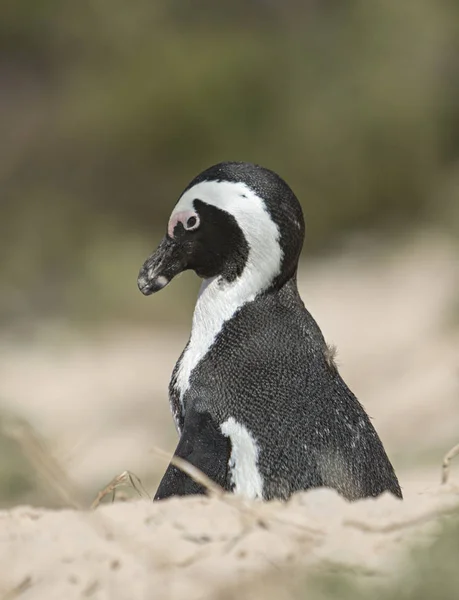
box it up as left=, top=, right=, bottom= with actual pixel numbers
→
left=138, top=162, right=403, bottom=502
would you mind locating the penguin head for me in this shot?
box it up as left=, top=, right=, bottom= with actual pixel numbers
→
left=138, top=162, right=305, bottom=296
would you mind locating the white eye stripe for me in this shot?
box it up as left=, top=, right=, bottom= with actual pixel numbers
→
left=167, top=210, right=200, bottom=238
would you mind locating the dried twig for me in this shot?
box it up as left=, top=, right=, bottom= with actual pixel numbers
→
left=91, top=471, right=151, bottom=509
left=2, top=576, right=32, bottom=600
left=150, top=446, right=226, bottom=497
left=441, top=442, right=459, bottom=485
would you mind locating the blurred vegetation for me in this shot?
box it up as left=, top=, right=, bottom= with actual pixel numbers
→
left=221, top=509, right=459, bottom=600
left=0, top=412, right=163, bottom=508
left=1, top=0, right=459, bottom=325
left=0, top=415, right=38, bottom=507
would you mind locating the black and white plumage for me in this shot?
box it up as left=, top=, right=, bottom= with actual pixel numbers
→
left=138, top=162, right=402, bottom=502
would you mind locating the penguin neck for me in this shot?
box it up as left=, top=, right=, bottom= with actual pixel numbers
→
left=192, top=261, right=302, bottom=325
left=174, top=268, right=278, bottom=401
left=173, top=266, right=301, bottom=409
left=193, top=271, right=267, bottom=336
left=275, top=271, right=302, bottom=303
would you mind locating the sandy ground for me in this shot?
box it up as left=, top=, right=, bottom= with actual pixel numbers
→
left=0, top=483, right=458, bottom=600
left=0, top=233, right=458, bottom=598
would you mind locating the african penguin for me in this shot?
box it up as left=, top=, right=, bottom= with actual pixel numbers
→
left=138, top=162, right=402, bottom=502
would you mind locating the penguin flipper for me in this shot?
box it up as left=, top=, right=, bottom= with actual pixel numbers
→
left=154, top=405, right=231, bottom=501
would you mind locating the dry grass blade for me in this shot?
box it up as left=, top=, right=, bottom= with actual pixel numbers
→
left=92, top=444, right=225, bottom=509
left=1, top=576, right=32, bottom=600
left=441, top=442, right=459, bottom=485
left=151, top=446, right=225, bottom=497
left=127, top=471, right=152, bottom=500
left=1, top=418, right=83, bottom=510
left=91, top=471, right=151, bottom=510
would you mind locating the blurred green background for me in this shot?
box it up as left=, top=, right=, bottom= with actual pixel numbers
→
left=2, top=0, right=459, bottom=327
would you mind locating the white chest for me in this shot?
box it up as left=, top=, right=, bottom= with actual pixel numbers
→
left=173, top=276, right=253, bottom=406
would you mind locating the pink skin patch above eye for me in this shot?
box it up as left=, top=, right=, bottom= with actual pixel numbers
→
left=168, top=210, right=199, bottom=238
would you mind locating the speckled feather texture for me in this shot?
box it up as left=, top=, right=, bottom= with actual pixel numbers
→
left=171, top=279, right=402, bottom=501
left=139, top=162, right=402, bottom=502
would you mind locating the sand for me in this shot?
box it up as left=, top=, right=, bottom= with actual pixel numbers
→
left=1, top=482, right=459, bottom=599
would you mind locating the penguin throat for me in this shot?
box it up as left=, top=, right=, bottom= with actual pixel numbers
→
left=173, top=250, right=282, bottom=410
left=193, top=270, right=259, bottom=330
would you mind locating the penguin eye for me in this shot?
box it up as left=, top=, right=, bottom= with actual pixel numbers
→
left=185, top=214, right=200, bottom=231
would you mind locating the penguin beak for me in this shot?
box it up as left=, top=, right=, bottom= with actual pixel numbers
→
left=137, top=236, right=187, bottom=295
